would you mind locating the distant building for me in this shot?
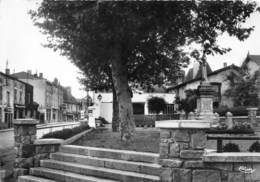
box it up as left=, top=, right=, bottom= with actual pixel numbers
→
left=62, top=87, right=80, bottom=121
left=12, top=71, right=63, bottom=123
left=167, top=62, right=242, bottom=108
left=0, top=68, right=37, bottom=128
left=93, top=92, right=175, bottom=123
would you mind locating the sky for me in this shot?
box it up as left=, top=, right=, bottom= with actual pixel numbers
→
left=0, top=0, right=260, bottom=98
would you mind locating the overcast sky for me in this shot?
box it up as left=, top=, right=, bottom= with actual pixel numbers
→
left=0, top=0, right=260, bottom=98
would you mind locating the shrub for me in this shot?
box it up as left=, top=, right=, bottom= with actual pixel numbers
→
left=148, top=97, right=167, bottom=114
left=223, top=143, right=240, bottom=152
left=41, top=124, right=90, bottom=139
left=214, top=106, right=248, bottom=116
left=233, top=121, right=252, bottom=131
left=97, top=117, right=109, bottom=125
left=249, top=141, right=260, bottom=152
left=213, top=105, right=228, bottom=116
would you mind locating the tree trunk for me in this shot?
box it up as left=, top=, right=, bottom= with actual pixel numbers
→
left=111, top=45, right=135, bottom=142
left=112, top=86, right=120, bottom=132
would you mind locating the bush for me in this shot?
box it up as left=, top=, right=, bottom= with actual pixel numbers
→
left=249, top=141, right=260, bottom=152
left=0, top=122, right=8, bottom=130
left=97, top=117, right=109, bottom=125
left=223, top=143, right=240, bottom=152
left=214, top=106, right=248, bottom=116
left=41, top=124, right=90, bottom=139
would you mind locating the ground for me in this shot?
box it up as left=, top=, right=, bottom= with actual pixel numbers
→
left=73, top=127, right=160, bottom=153
left=74, top=126, right=260, bottom=153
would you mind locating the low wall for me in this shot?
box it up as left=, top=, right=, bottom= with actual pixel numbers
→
left=0, top=122, right=81, bottom=149
left=204, top=152, right=260, bottom=181
left=36, top=122, right=80, bottom=138
left=156, top=120, right=260, bottom=182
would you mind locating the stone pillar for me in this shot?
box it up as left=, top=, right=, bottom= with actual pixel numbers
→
left=247, top=107, right=258, bottom=127
left=13, top=119, right=38, bottom=177
left=196, top=82, right=215, bottom=124
left=156, top=120, right=221, bottom=182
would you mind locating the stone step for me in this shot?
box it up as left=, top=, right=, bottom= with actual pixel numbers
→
left=51, top=152, right=161, bottom=176
left=60, top=145, right=159, bottom=164
left=30, top=167, right=119, bottom=182
left=18, top=175, right=58, bottom=182
left=41, top=159, right=160, bottom=182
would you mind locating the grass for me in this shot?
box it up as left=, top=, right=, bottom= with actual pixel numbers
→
left=73, top=127, right=160, bottom=153
left=74, top=127, right=260, bottom=153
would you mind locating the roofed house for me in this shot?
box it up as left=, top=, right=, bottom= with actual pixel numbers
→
left=241, top=53, right=260, bottom=98
left=167, top=62, right=242, bottom=108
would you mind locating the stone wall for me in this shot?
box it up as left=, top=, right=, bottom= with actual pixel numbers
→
left=203, top=153, right=260, bottom=182
left=13, top=119, right=63, bottom=178
left=156, top=120, right=260, bottom=182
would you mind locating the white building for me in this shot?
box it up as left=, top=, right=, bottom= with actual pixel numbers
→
left=93, top=92, right=175, bottom=123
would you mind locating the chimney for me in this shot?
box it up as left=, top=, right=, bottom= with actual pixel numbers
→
left=5, top=68, right=10, bottom=75
left=39, top=73, right=43, bottom=78
left=223, top=62, right=227, bottom=68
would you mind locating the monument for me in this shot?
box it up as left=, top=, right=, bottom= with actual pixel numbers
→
left=196, top=54, right=216, bottom=125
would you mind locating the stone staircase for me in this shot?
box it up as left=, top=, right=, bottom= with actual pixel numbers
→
left=18, top=145, right=161, bottom=182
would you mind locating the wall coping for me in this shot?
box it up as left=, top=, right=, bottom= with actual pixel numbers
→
left=13, top=119, right=39, bottom=125
left=203, top=152, right=260, bottom=163
left=247, top=107, right=258, bottom=111
left=155, top=120, right=211, bottom=129
left=34, top=138, right=64, bottom=145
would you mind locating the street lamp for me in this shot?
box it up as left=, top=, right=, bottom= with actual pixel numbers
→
left=97, top=94, right=102, bottom=102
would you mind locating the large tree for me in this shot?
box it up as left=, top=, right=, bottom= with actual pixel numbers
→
left=31, top=1, right=257, bottom=142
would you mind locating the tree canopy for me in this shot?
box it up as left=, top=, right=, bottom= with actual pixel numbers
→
left=225, top=71, right=259, bottom=107
left=31, top=1, right=258, bottom=142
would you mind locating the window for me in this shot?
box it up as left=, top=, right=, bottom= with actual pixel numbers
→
left=27, top=93, right=31, bottom=104
left=19, top=91, right=22, bottom=104
left=7, top=91, right=10, bottom=107
left=0, top=86, right=2, bottom=105
left=14, top=89, right=17, bottom=103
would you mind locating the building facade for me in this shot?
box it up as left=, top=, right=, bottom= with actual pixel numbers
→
left=167, top=63, right=242, bottom=108
left=0, top=69, right=36, bottom=128
left=63, top=87, right=80, bottom=121
left=12, top=71, right=64, bottom=123
left=92, top=92, right=175, bottom=123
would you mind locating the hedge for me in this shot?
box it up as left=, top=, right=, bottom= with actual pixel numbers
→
left=214, top=106, right=249, bottom=116
left=41, top=124, right=90, bottom=140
